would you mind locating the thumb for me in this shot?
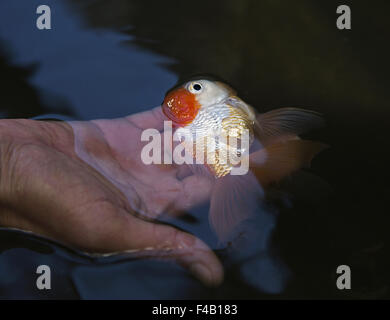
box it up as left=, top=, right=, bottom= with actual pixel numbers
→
left=105, top=209, right=224, bottom=287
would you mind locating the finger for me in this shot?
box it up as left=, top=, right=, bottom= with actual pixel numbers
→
left=125, top=106, right=167, bottom=131
left=109, top=211, right=224, bottom=287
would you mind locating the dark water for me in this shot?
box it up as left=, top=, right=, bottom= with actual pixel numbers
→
left=0, top=0, right=389, bottom=299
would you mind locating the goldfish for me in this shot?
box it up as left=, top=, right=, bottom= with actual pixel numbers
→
left=162, top=78, right=326, bottom=243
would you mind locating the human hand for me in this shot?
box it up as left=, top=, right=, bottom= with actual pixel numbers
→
left=0, top=107, right=223, bottom=286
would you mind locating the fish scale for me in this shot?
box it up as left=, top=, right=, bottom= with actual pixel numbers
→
left=185, top=102, right=253, bottom=178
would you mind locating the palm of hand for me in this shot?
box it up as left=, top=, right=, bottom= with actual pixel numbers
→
left=0, top=107, right=222, bottom=286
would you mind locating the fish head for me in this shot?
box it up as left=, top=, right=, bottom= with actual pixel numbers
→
left=162, top=79, right=235, bottom=126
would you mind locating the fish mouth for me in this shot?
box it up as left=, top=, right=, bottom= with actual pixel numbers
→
left=161, top=101, right=179, bottom=123
left=161, top=88, right=200, bottom=126
left=162, top=102, right=191, bottom=127
left=161, top=102, right=173, bottom=120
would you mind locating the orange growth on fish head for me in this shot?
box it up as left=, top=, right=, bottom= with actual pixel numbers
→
left=162, top=87, right=200, bottom=126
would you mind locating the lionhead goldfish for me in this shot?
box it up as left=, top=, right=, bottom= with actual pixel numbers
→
left=162, top=78, right=326, bottom=243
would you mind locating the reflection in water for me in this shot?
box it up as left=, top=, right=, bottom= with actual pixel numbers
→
left=0, top=0, right=389, bottom=298
left=0, top=44, right=73, bottom=119
left=0, top=228, right=207, bottom=299
left=0, top=0, right=176, bottom=120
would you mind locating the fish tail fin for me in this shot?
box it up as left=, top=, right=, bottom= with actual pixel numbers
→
left=209, top=139, right=327, bottom=243
left=250, top=139, right=328, bottom=187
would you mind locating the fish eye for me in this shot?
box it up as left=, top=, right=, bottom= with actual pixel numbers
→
left=188, top=82, right=203, bottom=94
left=193, top=83, right=202, bottom=91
